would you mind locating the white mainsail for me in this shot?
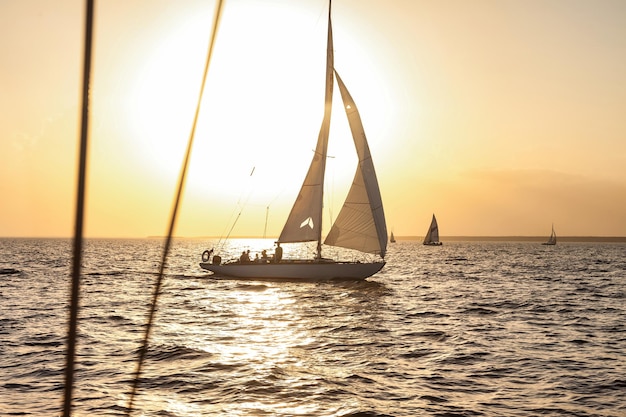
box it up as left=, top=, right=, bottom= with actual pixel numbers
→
left=278, top=4, right=334, bottom=247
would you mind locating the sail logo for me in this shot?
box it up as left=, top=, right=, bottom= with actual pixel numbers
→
left=300, top=217, right=314, bottom=229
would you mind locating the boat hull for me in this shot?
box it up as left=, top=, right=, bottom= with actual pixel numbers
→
left=199, top=260, right=385, bottom=281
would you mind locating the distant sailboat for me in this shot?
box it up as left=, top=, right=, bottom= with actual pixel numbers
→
left=423, top=214, right=442, bottom=246
left=542, top=224, right=557, bottom=245
left=390, top=231, right=396, bottom=243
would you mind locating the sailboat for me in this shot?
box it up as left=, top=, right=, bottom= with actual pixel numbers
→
left=423, top=214, right=442, bottom=246
left=200, top=1, right=387, bottom=281
left=390, top=231, right=396, bottom=243
left=542, top=224, right=557, bottom=245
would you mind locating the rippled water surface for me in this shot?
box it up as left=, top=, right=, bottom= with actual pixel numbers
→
left=1, top=238, right=625, bottom=416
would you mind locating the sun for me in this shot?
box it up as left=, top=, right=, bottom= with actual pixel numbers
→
left=113, top=0, right=392, bottom=229
left=123, top=26, right=206, bottom=181
left=117, top=4, right=322, bottom=200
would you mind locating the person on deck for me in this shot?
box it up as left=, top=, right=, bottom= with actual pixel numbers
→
left=240, top=251, right=250, bottom=263
left=274, top=242, right=283, bottom=263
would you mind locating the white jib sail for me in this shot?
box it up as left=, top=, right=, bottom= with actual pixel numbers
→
left=324, top=70, right=388, bottom=258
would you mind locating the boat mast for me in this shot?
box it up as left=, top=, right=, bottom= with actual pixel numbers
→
left=276, top=0, right=334, bottom=255
left=317, top=0, right=334, bottom=258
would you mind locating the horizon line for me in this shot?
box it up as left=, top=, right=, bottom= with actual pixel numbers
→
left=2, top=235, right=626, bottom=242
left=162, top=235, right=626, bottom=242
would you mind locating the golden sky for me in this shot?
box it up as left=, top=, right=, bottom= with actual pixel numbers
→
left=1, top=0, right=625, bottom=238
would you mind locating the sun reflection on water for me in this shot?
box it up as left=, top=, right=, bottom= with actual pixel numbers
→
left=214, top=285, right=304, bottom=365
left=196, top=283, right=336, bottom=415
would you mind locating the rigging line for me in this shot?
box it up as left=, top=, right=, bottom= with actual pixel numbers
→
left=236, top=166, right=257, bottom=208
left=223, top=208, right=244, bottom=241
left=222, top=165, right=257, bottom=241
left=215, top=164, right=256, bottom=246
left=63, top=1, right=94, bottom=416
left=203, top=177, right=250, bottom=250
left=216, top=206, right=239, bottom=247
left=126, top=0, right=225, bottom=414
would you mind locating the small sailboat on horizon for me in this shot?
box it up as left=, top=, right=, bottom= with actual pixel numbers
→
left=390, top=231, right=396, bottom=243
left=542, top=224, right=557, bottom=245
left=423, top=214, right=443, bottom=246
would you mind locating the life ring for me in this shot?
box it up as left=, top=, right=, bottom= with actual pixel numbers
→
left=202, top=250, right=211, bottom=262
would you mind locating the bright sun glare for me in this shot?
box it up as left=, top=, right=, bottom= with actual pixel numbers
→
left=125, top=26, right=203, bottom=180
left=118, top=1, right=391, bottom=228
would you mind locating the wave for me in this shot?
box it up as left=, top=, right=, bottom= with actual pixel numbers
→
left=133, top=344, right=213, bottom=362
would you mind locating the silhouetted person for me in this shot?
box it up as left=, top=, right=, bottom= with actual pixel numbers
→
left=274, top=242, right=283, bottom=263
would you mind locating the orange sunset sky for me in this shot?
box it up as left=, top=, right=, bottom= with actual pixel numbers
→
left=1, top=0, right=625, bottom=239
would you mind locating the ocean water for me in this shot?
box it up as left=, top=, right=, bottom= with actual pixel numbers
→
left=1, top=238, right=625, bottom=417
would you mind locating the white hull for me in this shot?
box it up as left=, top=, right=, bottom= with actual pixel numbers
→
left=199, top=260, right=385, bottom=281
